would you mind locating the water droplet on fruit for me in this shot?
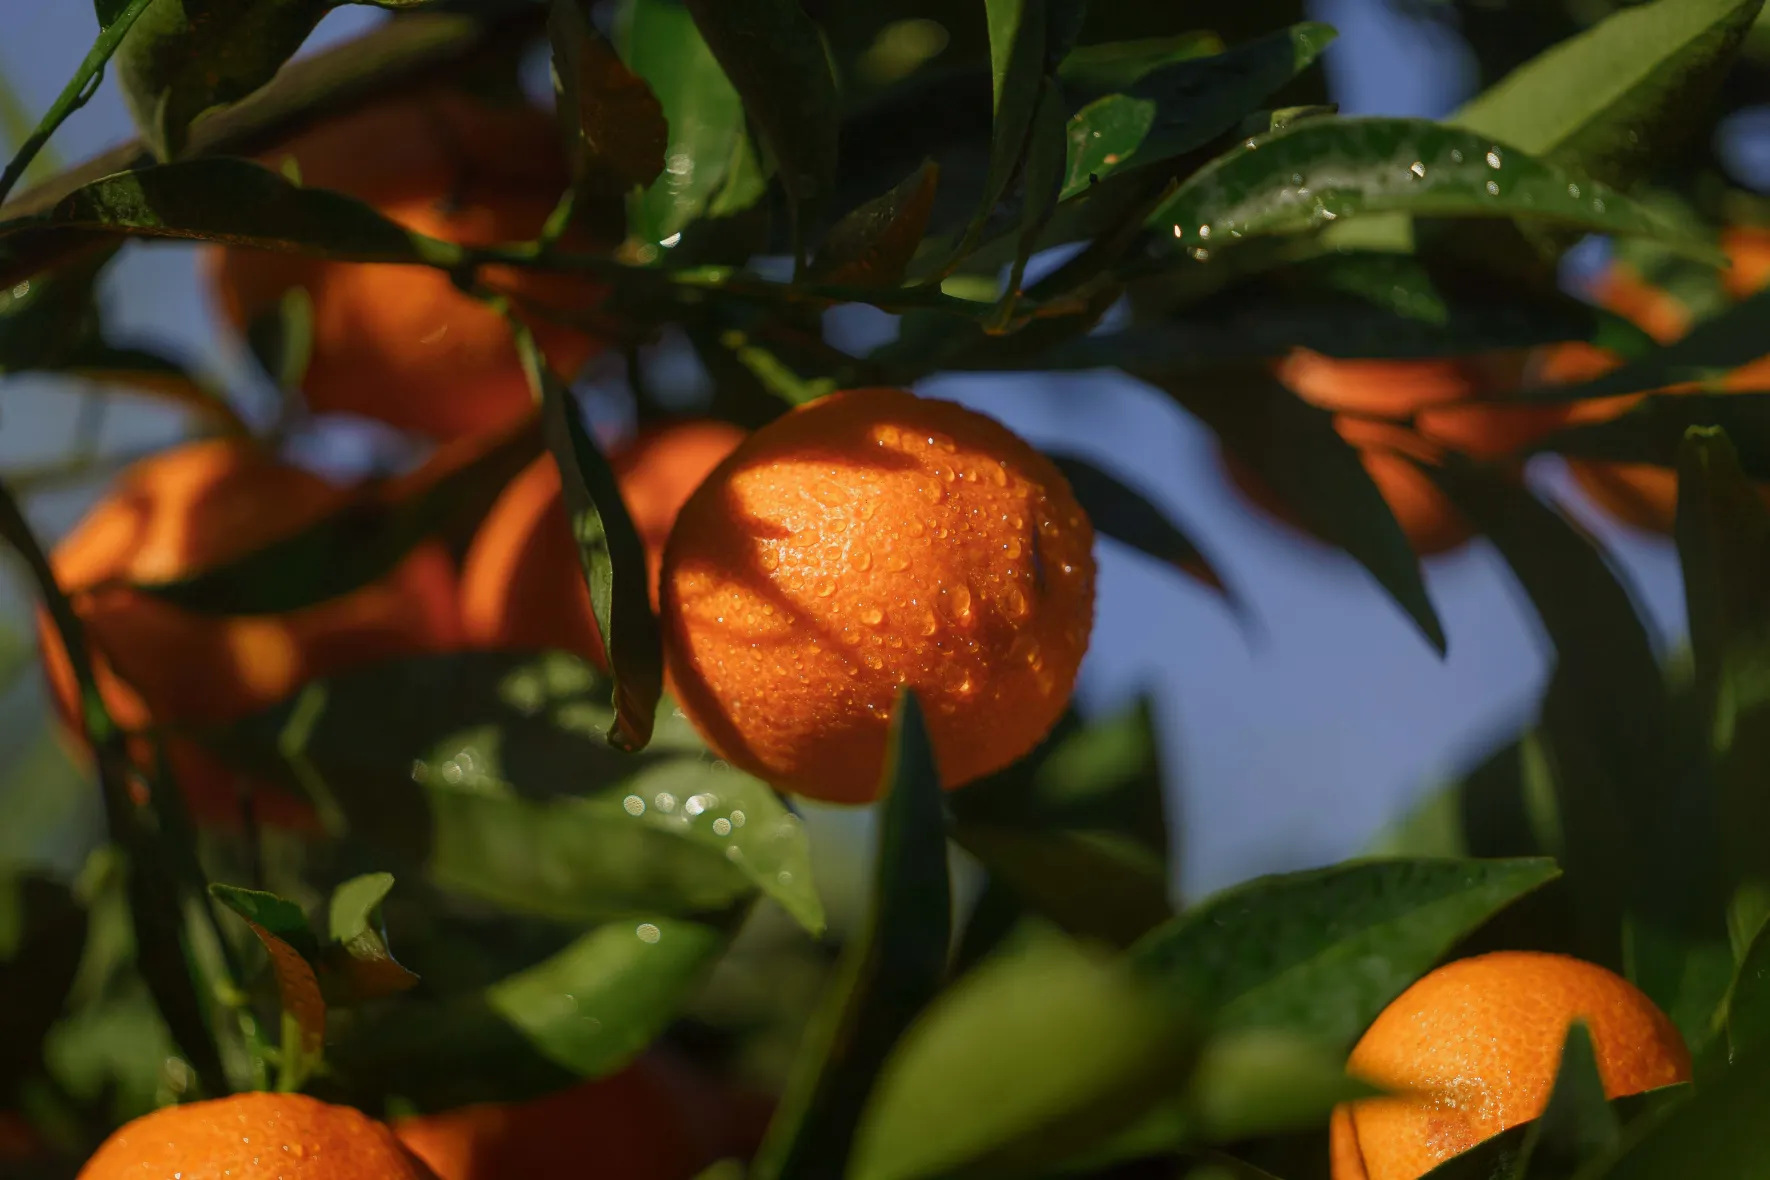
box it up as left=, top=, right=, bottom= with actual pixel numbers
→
left=1005, top=584, right=1029, bottom=618
left=862, top=651, right=884, bottom=670
left=948, top=585, right=973, bottom=622
left=861, top=606, right=884, bottom=625
left=816, top=581, right=835, bottom=598
left=856, top=550, right=873, bottom=571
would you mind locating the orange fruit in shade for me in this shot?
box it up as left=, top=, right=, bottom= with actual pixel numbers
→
left=37, top=439, right=460, bottom=829
left=391, top=1053, right=772, bottom=1180
left=1721, top=225, right=1770, bottom=301
left=459, top=420, right=746, bottom=664
left=205, top=87, right=604, bottom=442
left=77, top=1091, right=440, bottom=1179
left=1330, top=952, right=1691, bottom=1180
left=659, top=389, right=1096, bottom=803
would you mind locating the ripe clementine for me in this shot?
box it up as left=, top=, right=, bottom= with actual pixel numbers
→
left=205, top=87, right=603, bottom=441
left=1330, top=951, right=1690, bottom=1180
left=459, top=420, right=746, bottom=664
left=37, top=439, right=460, bottom=829
left=659, top=389, right=1095, bottom=803
left=77, top=1091, right=439, bottom=1179
left=391, top=1053, right=771, bottom=1180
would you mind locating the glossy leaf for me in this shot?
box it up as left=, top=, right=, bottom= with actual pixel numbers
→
left=519, top=326, right=662, bottom=752
left=215, top=650, right=821, bottom=933
left=320, top=873, right=418, bottom=1005
left=1046, top=452, right=1232, bottom=597
left=683, top=0, right=839, bottom=261
left=549, top=0, right=668, bottom=191
left=1148, top=118, right=1718, bottom=260
left=1057, top=32, right=1224, bottom=100
left=621, top=0, right=751, bottom=245
left=1449, top=0, right=1764, bottom=187
left=1152, top=368, right=1444, bottom=652
left=211, top=884, right=326, bottom=1087
left=1062, top=93, right=1156, bottom=200
left=848, top=931, right=1196, bottom=1180
left=751, top=692, right=951, bottom=1180
left=1131, top=857, right=1560, bottom=1046
left=0, top=157, right=451, bottom=262
left=808, top=160, right=940, bottom=288
left=113, top=0, right=331, bottom=160
left=951, top=699, right=1175, bottom=948
left=134, top=415, right=543, bottom=615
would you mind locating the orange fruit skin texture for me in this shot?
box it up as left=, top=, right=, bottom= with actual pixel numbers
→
left=1330, top=952, right=1692, bottom=1180
left=76, top=1091, right=440, bottom=1180
left=205, top=88, right=603, bottom=441
left=392, top=1054, right=771, bottom=1180
left=660, top=389, right=1097, bottom=803
left=1544, top=230, right=1770, bottom=533
left=459, top=420, right=747, bottom=665
left=37, top=439, right=460, bottom=829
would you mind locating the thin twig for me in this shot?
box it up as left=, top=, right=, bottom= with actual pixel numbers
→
left=0, top=0, right=159, bottom=207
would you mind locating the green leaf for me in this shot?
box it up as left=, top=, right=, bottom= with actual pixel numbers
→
left=950, top=699, right=1175, bottom=949
left=215, top=651, right=821, bottom=933
left=751, top=692, right=951, bottom=1180
left=995, top=75, right=1071, bottom=322
left=1062, top=93, right=1156, bottom=201
left=848, top=930, right=1196, bottom=1180
left=60, top=339, right=243, bottom=430
left=1150, top=368, right=1444, bottom=653
left=1131, top=857, right=1560, bottom=1047
left=133, top=416, right=542, bottom=615
left=808, top=160, right=940, bottom=288
left=620, top=0, right=750, bottom=246
left=518, top=326, right=662, bottom=753
left=319, top=873, right=418, bottom=1005
left=1056, top=32, right=1224, bottom=100
left=1727, top=908, right=1770, bottom=1057
left=1517, top=1023, right=1622, bottom=1176
left=0, top=157, right=454, bottom=263
left=0, top=245, right=109, bottom=374
left=210, top=883, right=326, bottom=1089
left=245, top=285, right=312, bottom=396
left=682, top=0, right=838, bottom=266
left=1571, top=1059, right=1767, bottom=1179
left=114, top=0, right=331, bottom=161
left=548, top=0, right=668, bottom=191
left=1045, top=452, right=1232, bottom=598
left=1148, top=118, right=1720, bottom=261
left=0, top=873, right=88, bottom=1092
left=1448, top=0, right=1765, bottom=187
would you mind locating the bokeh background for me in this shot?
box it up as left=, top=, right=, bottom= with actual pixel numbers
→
left=0, top=0, right=1712, bottom=898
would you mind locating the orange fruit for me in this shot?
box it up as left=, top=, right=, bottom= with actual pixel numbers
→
left=205, top=88, right=604, bottom=441
left=391, top=1053, right=770, bottom=1180
left=1330, top=951, right=1691, bottom=1180
left=659, top=389, right=1096, bottom=803
left=77, top=1091, right=439, bottom=1179
left=459, top=420, right=746, bottom=664
left=1722, top=225, right=1770, bottom=301
left=37, top=439, right=460, bottom=829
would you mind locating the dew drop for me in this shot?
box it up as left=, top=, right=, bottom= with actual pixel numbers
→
left=1005, top=584, right=1029, bottom=618
left=1408, top=160, right=1425, bottom=179
left=948, top=584, right=974, bottom=622
left=887, top=553, right=909, bottom=572
left=861, top=606, right=884, bottom=625
left=920, top=611, right=940, bottom=637
left=856, top=550, right=873, bottom=571
left=623, top=795, right=645, bottom=816
left=1567, top=182, right=1581, bottom=199
left=1005, top=537, right=1023, bottom=558
left=1485, top=148, right=1502, bottom=169
left=862, top=651, right=884, bottom=670
left=990, top=462, right=1008, bottom=487
left=1449, top=148, right=1464, bottom=163
left=636, top=923, right=661, bottom=944
left=816, top=581, right=835, bottom=598
left=1485, top=179, right=1499, bottom=196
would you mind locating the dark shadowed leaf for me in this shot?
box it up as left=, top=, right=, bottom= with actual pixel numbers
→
left=1057, top=32, right=1223, bottom=100
left=1516, top=1023, right=1622, bottom=1175
left=549, top=0, right=667, bottom=192
left=319, top=873, right=418, bottom=1005
left=519, top=327, right=661, bottom=752
left=848, top=930, right=1196, bottom=1180
left=683, top=0, right=838, bottom=262
left=808, top=160, right=940, bottom=288
left=752, top=692, right=950, bottom=1180
left=1532, top=394, right=1770, bottom=472
left=1573, top=1061, right=1764, bottom=1179
left=1046, top=452, right=1232, bottom=598
left=133, top=415, right=543, bottom=615
left=210, top=883, right=326, bottom=1087
left=951, top=698, right=1174, bottom=948
left=1152, top=368, right=1444, bottom=652
left=0, top=873, right=89, bottom=1091
left=114, top=0, right=330, bottom=160
left=1148, top=118, right=1719, bottom=260
left=1728, top=910, right=1770, bottom=1058
left=996, top=75, right=1071, bottom=318
left=1449, top=0, right=1765, bottom=187
left=1132, top=857, right=1560, bottom=1046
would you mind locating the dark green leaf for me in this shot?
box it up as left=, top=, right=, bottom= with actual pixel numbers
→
left=682, top=0, right=838, bottom=264
left=319, top=873, right=418, bottom=1005
left=1448, top=0, right=1764, bottom=187
left=1531, top=394, right=1770, bottom=471
left=751, top=692, right=951, bottom=1180
left=210, top=883, right=326, bottom=1086
left=1062, top=93, right=1156, bottom=200
left=808, top=160, right=940, bottom=288
left=549, top=0, right=667, bottom=191
left=1517, top=1022, right=1622, bottom=1175
left=114, top=0, right=331, bottom=161
left=993, top=74, right=1071, bottom=322
left=134, top=415, right=542, bottom=616
left=1046, top=452, right=1232, bottom=597
left=0, top=873, right=88, bottom=1090
left=0, top=157, right=453, bottom=263
left=1056, top=32, right=1223, bottom=100
left=215, top=650, right=821, bottom=932
left=950, top=699, right=1174, bottom=948
left=1148, top=118, right=1719, bottom=260
left=0, top=245, right=108, bottom=374
left=1728, top=909, right=1770, bottom=1058
left=1132, top=857, right=1560, bottom=1046
left=246, top=284, right=312, bottom=395
left=519, top=326, right=662, bottom=752
left=61, top=339, right=243, bottom=429
left=1571, top=1059, right=1765, bottom=1179
left=620, top=0, right=753, bottom=246
left=848, top=930, right=1196, bottom=1180
left=1150, top=368, right=1444, bottom=653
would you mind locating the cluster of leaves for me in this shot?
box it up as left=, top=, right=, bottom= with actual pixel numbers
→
left=5, top=0, right=1770, bottom=1177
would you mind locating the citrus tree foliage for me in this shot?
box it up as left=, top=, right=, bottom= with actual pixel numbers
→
left=5, top=0, right=1770, bottom=1177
